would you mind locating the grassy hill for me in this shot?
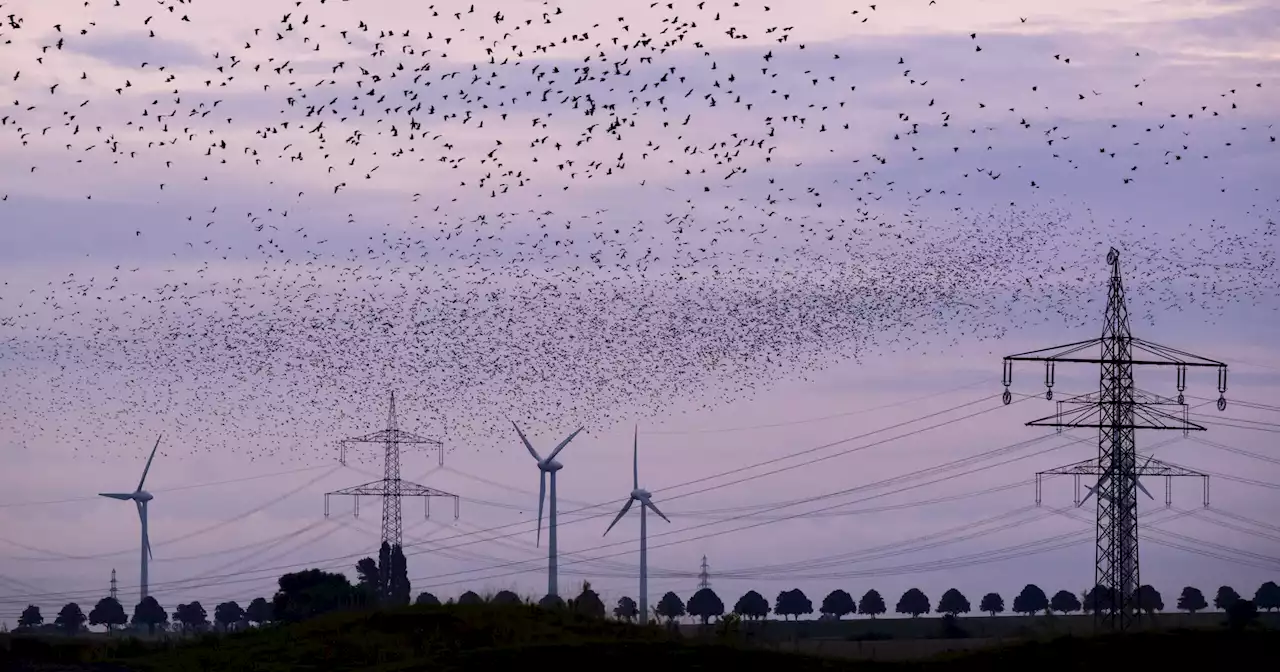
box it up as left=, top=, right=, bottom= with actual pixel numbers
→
left=2, top=604, right=1277, bottom=671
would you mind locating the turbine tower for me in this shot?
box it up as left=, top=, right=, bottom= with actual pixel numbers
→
left=99, top=435, right=161, bottom=603
left=604, top=426, right=670, bottom=625
left=513, top=421, right=584, bottom=599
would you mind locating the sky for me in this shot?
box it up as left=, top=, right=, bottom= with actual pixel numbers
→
left=0, top=0, right=1277, bottom=626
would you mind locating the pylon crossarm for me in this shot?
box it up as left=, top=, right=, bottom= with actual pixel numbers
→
left=1129, top=338, right=1226, bottom=368
left=1004, top=338, right=1103, bottom=362
left=341, top=429, right=442, bottom=445
left=1024, top=403, right=1206, bottom=431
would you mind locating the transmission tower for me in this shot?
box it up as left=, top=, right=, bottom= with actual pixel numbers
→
left=697, top=555, right=711, bottom=591
left=1001, top=247, right=1226, bottom=632
left=109, top=568, right=117, bottom=601
left=324, top=390, right=460, bottom=550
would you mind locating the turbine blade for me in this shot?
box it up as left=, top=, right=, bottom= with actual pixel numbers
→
left=604, top=498, right=635, bottom=536
left=633, top=425, right=639, bottom=491
left=512, top=421, right=542, bottom=462
left=99, top=493, right=135, bottom=501
left=546, top=426, right=584, bottom=463
left=644, top=498, right=671, bottom=523
left=1136, top=477, right=1155, bottom=500
left=137, top=435, right=161, bottom=491
left=536, top=471, right=546, bottom=547
left=1078, top=483, right=1097, bottom=507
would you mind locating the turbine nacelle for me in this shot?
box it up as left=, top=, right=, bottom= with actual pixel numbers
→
left=134, top=490, right=153, bottom=502
left=631, top=488, right=651, bottom=500
left=538, top=458, right=563, bottom=473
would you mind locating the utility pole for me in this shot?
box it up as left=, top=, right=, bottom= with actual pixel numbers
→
left=325, top=390, right=460, bottom=550
left=110, top=568, right=118, bottom=601
left=1002, top=247, right=1226, bottom=632
left=697, top=555, right=711, bottom=591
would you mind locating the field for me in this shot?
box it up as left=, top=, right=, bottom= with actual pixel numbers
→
left=1, top=605, right=1277, bottom=672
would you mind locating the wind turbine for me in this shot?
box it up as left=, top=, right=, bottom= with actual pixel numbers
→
left=513, top=421, right=584, bottom=599
left=604, top=426, right=670, bottom=625
left=99, top=436, right=161, bottom=603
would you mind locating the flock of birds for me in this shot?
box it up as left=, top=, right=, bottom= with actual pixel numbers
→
left=0, top=0, right=1276, bottom=461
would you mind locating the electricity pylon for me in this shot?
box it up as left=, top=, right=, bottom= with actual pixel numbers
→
left=1001, top=247, right=1226, bottom=633
left=325, top=390, right=459, bottom=550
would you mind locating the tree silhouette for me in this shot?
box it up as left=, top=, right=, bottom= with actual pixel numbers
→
left=355, top=557, right=380, bottom=604
left=88, top=597, right=127, bottom=632
left=614, top=596, right=639, bottom=622
left=387, top=544, right=411, bottom=606
left=272, top=569, right=357, bottom=623
left=978, top=592, right=1004, bottom=616
left=571, top=581, right=606, bottom=618
left=656, top=591, right=686, bottom=624
left=245, top=597, right=272, bottom=626
left=490, top=590, right=522, bottom=606
left=936, top=588, right=971, bottom=616
left=733, top=590, right=770, bottom=621
left=1253, top=581, right=1280, bottom=612
left=1049, top=590, right=1081, bottom=614
left=54, top=603, right=86, bottom=634
left=457, top=590, right=483, bottom=606
left=687, top=588, right=725, bottom=624
left=1133, top=585, right=1164, bottom=614
left=174, top=601, right=208, bottom=634
left=1176, top=587, right=1208, bottom=613
left=775, top=589, right=812, bottom=621
left=214, top=601, right=245, bottom=632
left=414, top=592, right=441, bottom=606
left=131, top=596, right=167, bottom=635
left=1226, top=599, right=1259, bottom=631
left=1083, top=585, right=1114, bottom=614
left=18, top=605, right=42, bottom=629
left=1012, top=584, right=1049, bottom=615
left=1213, top=585, right=1241, bottom=611
left=858, top=589, right=887, bottom=618
left=819, top=589, right=855, bottom=619
left=895, top=588, right=930, bottom=618
left=538, top=594, right=566, bottom=610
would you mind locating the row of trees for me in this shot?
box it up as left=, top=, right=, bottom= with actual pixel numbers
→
left=636, top=582, right=1280, bottom=624
left=14, top=574, right=1279, bottom=634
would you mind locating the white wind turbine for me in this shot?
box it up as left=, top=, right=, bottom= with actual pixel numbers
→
left=604, top=426, right=670, bottom=625
left=513, top=421, right=585, bottom=599
left=99, top=436, right=161, bottom=603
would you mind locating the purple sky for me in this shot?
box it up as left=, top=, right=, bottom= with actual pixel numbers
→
left=0, top=0, right=1277, bottom=626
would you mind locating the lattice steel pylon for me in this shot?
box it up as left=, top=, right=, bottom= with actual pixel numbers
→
left=324, top=390, right=459, bottom=550
left=1001, top=247, right=1227, bottom=633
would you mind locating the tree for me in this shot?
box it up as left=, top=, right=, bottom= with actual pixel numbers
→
left=1012, top=584, right=1049, bottom=615
left=979, top=592, right=1004, bottom=616
left=414, top=592, right=441, bottom=607
left=655, top=591, right=686, bottom=624
left=732, top=590, right=770, bottom=621
left=355, top=557, right=380, bottom=604
left=1213, top=585, right=1241, bottom=611
left=687, top=588, right=725, bottom=625
left=571, top=582, right=606, bottom=619
left=820, top=589, right=856, bottom=620
left=1226, top=599, right=1259, bottom=631
left=537, top=594, right=565, bottom=610
left=895, top=588, right=930, bottom=618
left=774, top=589, right=812, bottom=621
left=491, top=590, right=522, bottom=606
left=1133, top=585, right=1164, bottom=614
left=131, top=596, right=168, bottom=635
left=214, top=601, right=245, bottom=632
left=174, top=601, right=208, bottom=634
left=88, top=597, right=127, bottom=632
left=1253, top=581, right=1280, bottom=612
left=457, top=591, right=484, bottom=606
left=858, top=589, right=887, bottom=618
left=54, top=603, right=86, bottom=634
left=614, top=596, right=639, bottom=622
left=1176, top=586, right=1208, bottom=613
left=387, top=544, right=411, bottom=606
left=1049, top=590, right=1081, bottom=614
left=271, top=569, right=357, bottom=623
left=1083, top=585, right=1114, bottom=614
left=936, top=588, right=971, bottom=617
left=18, top=605, right=42, bottom=629
left=245, top=597, right=272, bottom=626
